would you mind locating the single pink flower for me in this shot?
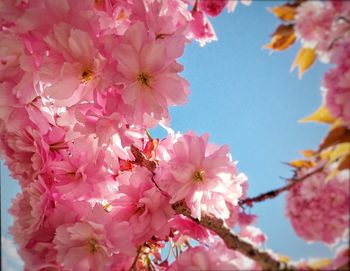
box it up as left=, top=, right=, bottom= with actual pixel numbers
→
left=156, top=132, right=244, bottom=220
left=113, top=21, right=189, bottom=126
left=111, top=167, right=174, bottom=245
left=54, top=204, right=135, bottom=271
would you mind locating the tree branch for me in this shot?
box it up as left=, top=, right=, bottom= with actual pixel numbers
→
left=239, top=166, right=323, bottom=207
left=130, top=146, right=345, bottom=271
left=172, top=200, right=295, bottom=271
left=336, top=261, right=350, bottom=271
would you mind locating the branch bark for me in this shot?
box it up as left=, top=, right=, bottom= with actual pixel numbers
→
left=240, top=166, right=323, bottom=207
left=337, top=261, right=350, bottom=271
left=172, top=200, right=295, bottom=271
left=130, top=146, right=345, bottom=271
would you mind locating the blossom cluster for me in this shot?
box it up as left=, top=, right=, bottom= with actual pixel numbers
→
left=0, top=0, right=256, bottom=270
left=286, top=168, right=349, bottom=245
left=294, top=1, right=350, bottom=126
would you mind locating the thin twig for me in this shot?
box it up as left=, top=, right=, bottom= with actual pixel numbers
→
left=239, top=166, right=323, bottom=207
left=129, top=246, right=141, bottom=271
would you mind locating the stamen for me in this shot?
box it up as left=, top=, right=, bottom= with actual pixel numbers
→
left=87, top=239, right=98, bottom=253
left=193, top=170, right=205, bottom=183
left=81, top=67, right=94, bottom=83
left=137, top=72, right=152, bottom=88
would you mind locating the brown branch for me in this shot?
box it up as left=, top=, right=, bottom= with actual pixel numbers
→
left=129, top=146, right=343, bottom=271
left=240, top=166, right=323, bottom=207
left=129, top=246, right=141, bottom=271
left=130, top=145, right=157, bottom=172
left=172, top=200, right=296, bottom=271
left=336, top=261, right=350, bottom=271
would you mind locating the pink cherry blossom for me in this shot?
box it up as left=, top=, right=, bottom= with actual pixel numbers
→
left=295, top=1, right=350, bottom=62
left=188, top=9, right=217, bottom=47
left=168, top=239, right=261, bottom=271
left=40, top=23, right=106, bottom=107
left=9, top=177, right=58, bottom=270
left=226, top=0, right=252, bottom=13
left=295, top=1, right=334, bottom=50
left=156, top=131, right=244, bottom=220
left=323, top=65, right=350, bottom=127
left=323, top=40, right=350, bottom=127
left=2, top=126, right=49, bottom=185
left=54, top=204, right=135, bottom=271
left=111, top=167, right=174, bottom=245
left=286, top=169, right=349, bottom=245
left=48, top=136, right=116, bottom=201
left=113, top=21, right=189, bottom=126
left=169, top=215, right=210, bottom=243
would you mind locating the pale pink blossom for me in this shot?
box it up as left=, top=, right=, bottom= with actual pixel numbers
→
left=111, top=167, right=174, bottom=245
left=286, top=169, right=349, bottom=245
left=10, top=177, right=58, bottom=270
left=54, top=204, right=135, bottom=271
left=323, top=41, right=350, bottom=127
left=227, top=0, right=252, bottom=13
left=188, top=9, right=217, bottom=47
left=156, top=132, right=244, bottom=220
left=113, top=21, right=189, bottom=126
left=169, top=215, right=210, bottom=243
left=48, top=136, right=116, bottom=201
left=40, top=23, right=106, bottom=107
left=168, top=239, right=260, bottom=271
left=3, top=126, right=49, bottom=185
left=323, top=65, right=350, bottom=127
left=295, top=1, right=350, bottom=61
left=295, top=1, right=334, bottom=50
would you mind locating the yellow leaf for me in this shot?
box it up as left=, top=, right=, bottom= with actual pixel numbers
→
left=325, top=169, right=338, bottom=181
left=269, top=4, right=297, bottom=21
left=264, top=24, right=296, bottom=51
left=278, top=255, right=290, bottom=264
left=326, top=143, right=350, bottom=166
left=307, top=258, right=332, bottom=269
left=291, top=47, right=317, bottom=78
left=319, top=148, right=332, bottom=161
left=288, top=159, right=315, bottom=169
left=299, top=105, right=336, bottom=125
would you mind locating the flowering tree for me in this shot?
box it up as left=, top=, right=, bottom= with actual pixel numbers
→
left=0, top=0, right=349, bottom=270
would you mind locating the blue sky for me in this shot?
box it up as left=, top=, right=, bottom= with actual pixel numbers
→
left=0, top=1, right=339, bottom=269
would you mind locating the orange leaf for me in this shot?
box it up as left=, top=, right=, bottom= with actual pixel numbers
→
left=320, top=126, right=350, bottom=151
left=269, top=4, right=297, bottom=21
left=291, top=47, right=317, bottom=78
left=299, top=105, right=336, bottom=125
left=264, top=24, right=296, bottom=51
left=299, top=149, right=316, bottom=158
left=288, top=159, right=315, bottom=169
left=338, top=154, right=350, bottom=171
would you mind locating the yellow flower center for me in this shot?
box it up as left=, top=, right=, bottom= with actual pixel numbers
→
left=193, top=170, right=205, bottom=183
left=81, top=67, right=94, bottom=83
left=87, top=239, right=98, bottom=253
left=137, top=72, right=152, bottom=88
left=116, top=10, right=126, bottom=22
